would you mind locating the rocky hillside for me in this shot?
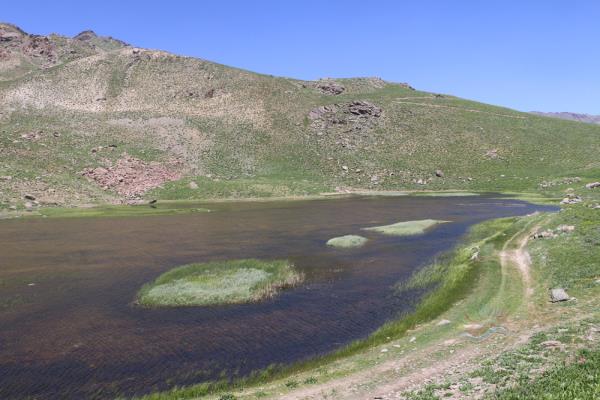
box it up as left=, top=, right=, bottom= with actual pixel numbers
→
left=531, top=111, right=600, bottom=125
left=1, top=23, right=600, bottom=209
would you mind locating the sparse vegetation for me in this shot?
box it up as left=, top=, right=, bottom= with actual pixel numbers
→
left=137, top=259, right=303, bottom=307
left=2, top=24, right=600, bottom=210
left=326, top=234, right=368, bottom=248
left=363, top=219, right=448, bottom=236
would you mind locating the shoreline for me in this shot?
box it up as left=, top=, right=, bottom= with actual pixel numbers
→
left=0, top=190, right=560, bottom=220
left=135, top=212, right=553, bottom=400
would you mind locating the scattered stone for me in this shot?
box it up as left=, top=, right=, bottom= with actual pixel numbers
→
left=532, top=229, right=557, bottom=239
left=0, top=176, right=12, bottom=181
left=24, top=201, right=33, bottom=210
left=27, top=283, right=35, bottom=287
left=188, top=181, right=199, bottom=189
left=81, top=154, right=181, bottom=198
left=347, top=100, right=382, bottom=117
left=380, top=348, right=388, bottom=353
left=24, top=194, right=36, bottom=200
left=315, top=79, right=345, bottom=95
left=435, top=169, right=444, bottom=177
left=586, top=182, right=600, bottom=189
left=8, top=205, right=16, bottom=210
left=21, top=131, right=41, bottom=140
left=485, top=149, right=499, bottom=159
left=204, top=88, right=216, bottom=99
left=437, top=319, right=451, bottom=326
left=409, top=336, right=416, bottom=343
left=541, top=340, right=564, bottom=349
left=561, top=196, right=582, bottom=205
left=550, top=288, right=570, bottom=302
left=463, top=323, right=483, bottom=330
left=540, top=177, right=581, bottom=188
left=308, top=100, right=382, bottom=147
left=556, top=225, right=575, bottom=233
left=342, top=165, right=348, bottom=171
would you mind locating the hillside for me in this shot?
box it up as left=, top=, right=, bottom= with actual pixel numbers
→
left=1, top=23, right=600, bottom=209
left=531, top=111, right=600, bottom=125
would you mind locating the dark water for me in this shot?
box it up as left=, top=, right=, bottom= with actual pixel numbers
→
left=0, top=195, right=554, bottom=399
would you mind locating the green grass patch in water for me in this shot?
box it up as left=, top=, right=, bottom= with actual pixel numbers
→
left=326, top=235, right=368, bottom=248
left=133, top=215, right=546, bottom=400
left=363, top=219, right=449, bottom=236
left=137, top=259, right=303, bottom=307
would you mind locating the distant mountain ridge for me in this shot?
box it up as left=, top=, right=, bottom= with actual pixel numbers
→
left=530, top=111, right=600, bottom=125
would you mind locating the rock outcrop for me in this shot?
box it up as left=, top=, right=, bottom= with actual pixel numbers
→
left=81, top=154, right=182, bottom=198
left=315, top=79, right=345, bottom=95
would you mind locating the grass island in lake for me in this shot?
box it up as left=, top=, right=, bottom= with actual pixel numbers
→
left=137, top=259, right=303, bottom=307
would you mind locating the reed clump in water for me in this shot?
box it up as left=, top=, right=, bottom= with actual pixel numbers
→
left=363, top=219, right=449, bottom=236
left=326, top=235, right=368, bottom=248
left=137, top=259, right=303, bottom=307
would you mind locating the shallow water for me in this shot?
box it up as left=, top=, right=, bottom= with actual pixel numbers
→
left=0, top=195, right=554, bottom=399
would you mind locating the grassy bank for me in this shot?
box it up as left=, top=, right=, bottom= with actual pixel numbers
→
left=137, top=259, right=303, bottom=307
left=398, top=201, right=600, bottom=400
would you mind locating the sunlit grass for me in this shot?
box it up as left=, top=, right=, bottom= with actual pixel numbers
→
left=326, top=235, right=368, bottom=248
left=137, top=259, right=303, bottom=307
left=363, top=219, right=449, bottom=236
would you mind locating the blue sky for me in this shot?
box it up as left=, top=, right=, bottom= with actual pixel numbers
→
left=4, top=1, right=599, bottom=113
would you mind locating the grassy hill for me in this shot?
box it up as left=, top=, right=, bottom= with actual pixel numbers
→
left=1, top=22, right=599, bottom=208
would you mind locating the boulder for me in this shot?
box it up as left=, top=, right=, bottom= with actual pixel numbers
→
left=315, top=80, right=345, bottom=95
left=189, top=181, right=199, bottom=189
left=586, top=182, right=600, bottom=189
left=347, top=101, right=382, bottom=117
left=560, top=196, right=582, bottom=205
left=435, top=169, right=444, bottom=177
left=556, top=225, right=575, bottom=233
left=550, top=288, right=570, bottom=302
left=485, top=149, right=499, bottom=159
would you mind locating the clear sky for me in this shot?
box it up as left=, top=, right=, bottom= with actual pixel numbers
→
left=3, top=1, right=599, bottom=114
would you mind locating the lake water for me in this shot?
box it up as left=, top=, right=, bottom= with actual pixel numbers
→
left=0, top=195, right=555, bottom=399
